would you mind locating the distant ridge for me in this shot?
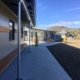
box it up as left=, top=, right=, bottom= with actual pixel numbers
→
left=48, top=26, right=80, bottom=32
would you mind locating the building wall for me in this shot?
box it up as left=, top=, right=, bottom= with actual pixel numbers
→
left=34, top=29, right=54, bottom=41
left=24, top=27, right=34, bottom=41
left=0, top=2, right=24, bottom=60
left=24, top=28, right=45, bottom=41
left=36, top=30, right=45, bottom=41
left=24, top=27, right=55, bottom=42
left=44, top=30, right=54, bottom=40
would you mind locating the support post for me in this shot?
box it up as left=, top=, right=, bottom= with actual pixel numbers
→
left=29, top=22, right=31, bottom=53
left=32, top=28, right=34, bottom=45
left=16, top=0, right=34, bottom=79
left=17, top=1, right=22, bottom=80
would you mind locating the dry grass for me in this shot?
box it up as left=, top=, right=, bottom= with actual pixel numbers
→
left=66, top=40, right=80, bottom=48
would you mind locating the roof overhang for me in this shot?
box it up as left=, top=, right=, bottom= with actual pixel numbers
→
left=1, top=0, right=36, bottom=26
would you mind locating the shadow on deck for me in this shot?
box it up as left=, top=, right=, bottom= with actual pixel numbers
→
left=1, top=42, right=71, bottom=80
left=48, top=43, right=80, bottom=80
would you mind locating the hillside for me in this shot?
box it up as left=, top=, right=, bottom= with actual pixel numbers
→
left=48, top=26, right=80, bottom=32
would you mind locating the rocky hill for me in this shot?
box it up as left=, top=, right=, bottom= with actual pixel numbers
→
left=48, top=26, right=80, bottom=32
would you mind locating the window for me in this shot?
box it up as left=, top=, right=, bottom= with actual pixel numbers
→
left=24, top=31, right=27, bottom=36
left=21, top=26, right=23, bottom=38
left=9, top=20, right=15, bottom=41
left=31, top=32, right=33, bottom=37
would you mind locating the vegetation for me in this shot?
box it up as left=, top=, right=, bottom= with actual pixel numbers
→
left=48, top=26, right=80, bottom=40
left=68, top=30, right=80, bottom=40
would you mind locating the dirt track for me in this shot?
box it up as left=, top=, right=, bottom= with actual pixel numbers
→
left=47, top=43, right=80, bottom=80
left=66, top=40, right=80, bottom=48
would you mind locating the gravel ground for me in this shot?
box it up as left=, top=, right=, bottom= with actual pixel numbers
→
left=47, top=43, right=80, bottom=80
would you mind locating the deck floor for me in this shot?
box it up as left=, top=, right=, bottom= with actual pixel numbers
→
left=1, top=42, right=71, bottom=80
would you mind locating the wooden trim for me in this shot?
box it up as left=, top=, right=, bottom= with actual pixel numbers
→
left=0, top=43, right=27, bottom=74
left=0, top=1, right=17, bottom=18
left=0, top=27, right=9, bottom=32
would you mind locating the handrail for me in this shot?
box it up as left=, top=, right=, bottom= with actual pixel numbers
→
left=17, top=0, right=34, bottom=79
left=21, top=0, right=34, bottom=27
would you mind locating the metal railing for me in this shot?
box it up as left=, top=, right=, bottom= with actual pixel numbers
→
left=17, top=0, right=34, bottom=79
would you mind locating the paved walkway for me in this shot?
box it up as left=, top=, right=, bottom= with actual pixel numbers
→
left=1, top=42, right=72, bottom=80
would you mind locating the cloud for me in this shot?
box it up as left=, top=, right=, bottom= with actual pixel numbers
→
left=38, top=24, right=48, bottom=29
left=71, top=16, right=80, bottom=19
left=67, top=7, right=80, bottom=12
left=38, top=20, right=80, bottom=28
left=52, top=15, right=61, bottom=18
left=50, top=21, right=80, bottom=26
left=37, top=2, right=47, bottom=11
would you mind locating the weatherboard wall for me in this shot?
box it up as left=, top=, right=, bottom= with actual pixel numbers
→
left=0, top=2, right=25, bottom=60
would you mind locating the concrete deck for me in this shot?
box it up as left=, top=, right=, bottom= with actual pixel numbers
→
left=1, top=42, right=72, bottom=80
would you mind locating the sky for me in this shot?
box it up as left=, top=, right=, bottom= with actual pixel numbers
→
left=36, top=0, right=80, bottom=29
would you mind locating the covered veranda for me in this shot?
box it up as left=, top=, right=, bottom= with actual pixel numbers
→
left=1, top=41, right=72, bottom=80
left=0, top=0, right=72, bottom=80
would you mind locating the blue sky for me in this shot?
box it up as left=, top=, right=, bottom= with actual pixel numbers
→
left=36, top=0, right=80, bottom=29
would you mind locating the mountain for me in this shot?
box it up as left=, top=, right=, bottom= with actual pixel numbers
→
left=48, top=26, right=68, bottom=31
left=48, top=26, right=80, bottom=32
